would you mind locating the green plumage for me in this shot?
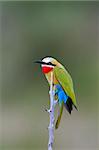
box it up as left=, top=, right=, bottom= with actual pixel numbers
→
left=54, top=66, right=77, bottom=129
left=54, top=66, right=77, bottom=108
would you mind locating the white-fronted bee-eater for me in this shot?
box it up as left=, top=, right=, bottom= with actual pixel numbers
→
left=35, top=57, right=77, bottom=129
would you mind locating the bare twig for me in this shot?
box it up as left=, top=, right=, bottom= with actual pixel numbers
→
left=48, top=71, right=55, bottom=150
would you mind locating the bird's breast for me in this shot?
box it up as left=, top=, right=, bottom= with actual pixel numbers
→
left=45, top=71, right=59, bottom=85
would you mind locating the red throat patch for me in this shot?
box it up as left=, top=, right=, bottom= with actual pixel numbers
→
left=42, top=66, right=53, bottom=74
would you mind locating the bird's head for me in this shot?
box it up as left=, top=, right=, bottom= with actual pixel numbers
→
left=35, top=57, right=59, bottom=74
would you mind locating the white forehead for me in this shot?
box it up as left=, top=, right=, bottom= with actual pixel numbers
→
left=42, top=57, right=53, bottom=63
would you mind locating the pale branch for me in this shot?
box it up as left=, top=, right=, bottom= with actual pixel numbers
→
left=48, top=71, right=55, bottom=150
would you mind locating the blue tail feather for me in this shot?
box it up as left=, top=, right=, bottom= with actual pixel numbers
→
left=55, top=84, right=68, bottom=104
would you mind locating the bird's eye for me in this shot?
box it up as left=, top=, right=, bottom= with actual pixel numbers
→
left=48, top=62, right=56, bottom=66
left=48, top=62, right=52, bottom=65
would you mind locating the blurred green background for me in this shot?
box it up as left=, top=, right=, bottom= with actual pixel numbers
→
left=0, top=1, right=99, bottom=150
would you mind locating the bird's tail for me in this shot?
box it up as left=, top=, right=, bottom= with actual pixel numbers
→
left=55, top=102, right=63, bottom=129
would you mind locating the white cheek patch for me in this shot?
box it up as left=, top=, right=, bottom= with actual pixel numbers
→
left=42, top=64, right=54, bottom=68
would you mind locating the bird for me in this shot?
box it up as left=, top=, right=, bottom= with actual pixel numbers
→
left=35, top=57, right=77, bottom=129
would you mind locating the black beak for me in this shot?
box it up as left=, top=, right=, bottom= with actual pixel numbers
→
left=34, top=60, right=48, bottom=65
left=34, top=60, right=43, bottom=64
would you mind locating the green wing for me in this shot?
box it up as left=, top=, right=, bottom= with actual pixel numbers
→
left=54, top=66, right=77, bottom=107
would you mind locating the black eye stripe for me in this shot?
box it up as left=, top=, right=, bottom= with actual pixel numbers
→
left=41, top=62, right=48, bottom=65
left=34, top=60, right=56, bottom=66
left=42, top=62, right=56, bottom=66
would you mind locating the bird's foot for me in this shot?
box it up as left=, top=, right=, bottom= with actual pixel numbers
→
left=54, top=100, right=58, bottom=106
